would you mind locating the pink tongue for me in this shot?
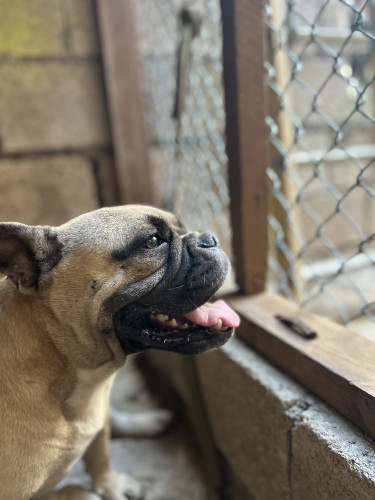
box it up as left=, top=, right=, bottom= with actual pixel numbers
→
left=183, top=300, right=240, bottom=328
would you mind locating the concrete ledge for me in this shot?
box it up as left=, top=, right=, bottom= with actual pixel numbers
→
left=197, top=338, right=307, bottom=500
left=201, top=338, right=375, bottom=499
left=145, top=337, right=375, bottom=499
left=291, top=403, right=375, bottom=499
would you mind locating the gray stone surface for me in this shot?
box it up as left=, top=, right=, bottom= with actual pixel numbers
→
left=197, top=337, right=309, bottom=500
left=0, top=155, right=99, bottom=225
left=291, top=403, right=375, bottom=500
left=197, top=337, right=375, bottom=500
left=0, top=61, right=110, bottom=152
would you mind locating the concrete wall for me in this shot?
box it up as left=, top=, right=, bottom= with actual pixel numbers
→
left=144, top=337, right=375, bottom=499
left=0, top=0, right=118, bottom=225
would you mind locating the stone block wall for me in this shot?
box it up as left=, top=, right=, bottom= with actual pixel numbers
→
left=145, top=338, right=375, bottom=499
left=0, top=0, right=118, bottom=226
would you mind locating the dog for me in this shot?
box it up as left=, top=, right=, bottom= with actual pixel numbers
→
left=0, top=205, right=240, bottom=500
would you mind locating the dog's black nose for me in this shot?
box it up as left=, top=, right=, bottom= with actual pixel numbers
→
left=198, top=232, right=219, bottom=248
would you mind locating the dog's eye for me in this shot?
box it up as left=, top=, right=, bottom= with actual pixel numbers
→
left=145, top=235, right=162, bottom=249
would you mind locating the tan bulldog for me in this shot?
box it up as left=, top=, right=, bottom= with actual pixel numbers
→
left=0, top=205, right=240, bottom=500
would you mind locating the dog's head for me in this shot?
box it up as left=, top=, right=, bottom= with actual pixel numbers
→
left=0, top=206, right=239, bottom=364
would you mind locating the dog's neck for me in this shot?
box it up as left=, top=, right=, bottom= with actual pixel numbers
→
left=0, top=278, right=72, bottom=408
left=0, top=276, right=120, bottom=421
left=0, top=276, right=122, bottom=380
left=0, top=277, right=56, bottom=357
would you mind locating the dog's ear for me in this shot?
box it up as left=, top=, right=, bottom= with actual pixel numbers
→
left=0, top=223, right=62, bottom=293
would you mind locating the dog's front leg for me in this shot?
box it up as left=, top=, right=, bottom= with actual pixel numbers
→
left=83, top=413, right=142, bottom=500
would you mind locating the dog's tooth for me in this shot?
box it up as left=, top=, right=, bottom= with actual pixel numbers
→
left=169, top=318, right=178, bottom=327
left=212, top=319, right=223, bottom=331
left=182, top=323, right=189, bottom=329
left=156, top=314, right=169, bottom=322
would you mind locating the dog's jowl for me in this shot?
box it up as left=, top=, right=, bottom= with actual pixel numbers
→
left=0, top=205, right=240, bottom=500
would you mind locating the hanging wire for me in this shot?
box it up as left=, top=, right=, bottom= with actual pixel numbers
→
left=132, top=0, right=233, bottom=258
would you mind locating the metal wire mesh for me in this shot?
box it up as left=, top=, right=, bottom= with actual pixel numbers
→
left=266, top=0, right=375, bottom=335
left=133, top=0, right=375, bottom=336
left=131, top=0, right=232, bottom=257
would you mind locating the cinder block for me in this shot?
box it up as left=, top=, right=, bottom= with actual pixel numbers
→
left=64, top=0, right=100, bottom=56
left=0, top=0, right=66, bottom=57
left=196, top=337, right=312, bottom=500
left=0, top=155, right=99, bottom=225
left=0, top=61, right=111, bottom=152
left=291, top=404, right=375, bottom=500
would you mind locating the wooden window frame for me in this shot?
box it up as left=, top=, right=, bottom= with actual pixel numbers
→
left=97, top=0, right=375, bottom=440
left=221, top=0, right=375, bottom=441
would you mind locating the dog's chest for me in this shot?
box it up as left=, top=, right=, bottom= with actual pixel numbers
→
left=65, top=369, right=115, bottom=443
left=37, top=371, right=115, bottom=495
left=68, top=369, right=114, bottom=416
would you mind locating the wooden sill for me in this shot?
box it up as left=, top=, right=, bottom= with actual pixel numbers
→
left=226, top=292, right=375, bottom=440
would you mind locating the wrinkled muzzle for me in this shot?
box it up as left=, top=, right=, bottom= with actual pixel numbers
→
left=113, top=230, right=240, bottom=355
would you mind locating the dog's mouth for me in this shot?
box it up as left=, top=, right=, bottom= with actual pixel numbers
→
left=113, top=300, right=240, bottom=355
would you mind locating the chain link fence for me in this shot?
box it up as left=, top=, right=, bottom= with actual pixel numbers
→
left=132, top=0, right=375, bottom=336
left=131, top=0, right=232, bottom=258
left=266, top=0, right=375, bottom=336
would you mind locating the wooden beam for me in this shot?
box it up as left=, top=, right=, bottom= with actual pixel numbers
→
left=228, top=292, right=375, bottom=439
left=96, top=0, right=152, bottom=205
left=220, top=0, right=269, bottom=295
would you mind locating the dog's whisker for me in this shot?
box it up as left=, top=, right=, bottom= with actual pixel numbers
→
left=166, top=284, right=185, bottom=291
left=188, top=297, right=199, bottom=309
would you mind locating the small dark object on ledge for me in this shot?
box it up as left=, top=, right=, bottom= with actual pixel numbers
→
left=275, top=314, right=318, bottom=340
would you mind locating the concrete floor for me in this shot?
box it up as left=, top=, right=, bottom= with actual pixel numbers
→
left=58, top=356, right=210, bottom=500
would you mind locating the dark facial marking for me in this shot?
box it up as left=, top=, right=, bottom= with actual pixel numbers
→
left=147, top=215, right=173, bottom=242
left=112, top=216, right=173, bottom=263
left=111, top=236, right=150, bottom=262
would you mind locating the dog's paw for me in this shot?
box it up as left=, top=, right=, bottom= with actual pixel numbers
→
left=94, top=469, right=142, bottom=500
left=110, top=408, right=173, bottom=437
